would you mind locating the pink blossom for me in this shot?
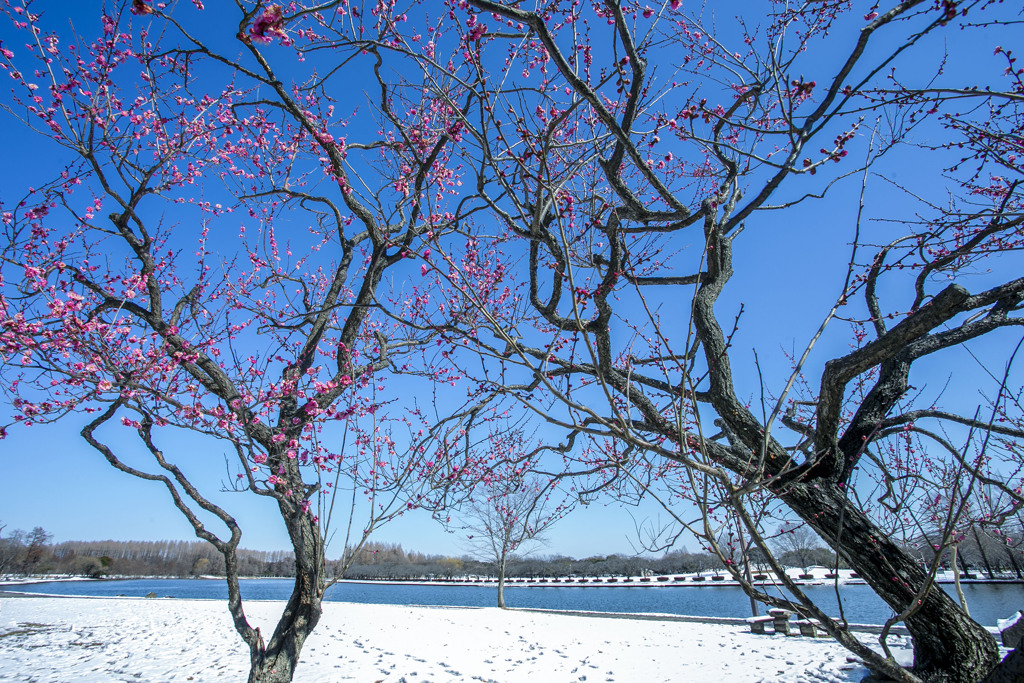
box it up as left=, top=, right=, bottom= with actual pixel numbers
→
left=249, top=5, right=286, bottom=43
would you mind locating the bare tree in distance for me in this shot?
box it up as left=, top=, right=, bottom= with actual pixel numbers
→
left=0, top=524, right=25, bottom=576
left=773, top=526, right=827, bottom=573
left=461, top=429, right=573, bottom=608
left=21, top=526, right=52, bottom=575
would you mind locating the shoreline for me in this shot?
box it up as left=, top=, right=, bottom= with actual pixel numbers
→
left=5, top=571, right=1023, bottom=591
left=0, top=589, right=921, bottom=634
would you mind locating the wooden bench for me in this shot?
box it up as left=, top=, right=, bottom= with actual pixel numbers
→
left=746, top=616, right=775, bottom=634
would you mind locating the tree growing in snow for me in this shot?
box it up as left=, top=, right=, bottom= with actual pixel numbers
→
left=460, top=429, right=572, bottom=608
left=405, top=1, right=1024, bottom=681
left=0, top=2, right=492, bottom=681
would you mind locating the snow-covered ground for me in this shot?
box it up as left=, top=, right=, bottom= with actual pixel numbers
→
left=0, top=595, right=912, bottom=682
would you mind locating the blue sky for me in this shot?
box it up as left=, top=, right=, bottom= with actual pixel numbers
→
left=0, top=0, right=674, bottom=558
left=0, top=407, right=672, bottom=557
left=1, top=1, right=1021, bottom=562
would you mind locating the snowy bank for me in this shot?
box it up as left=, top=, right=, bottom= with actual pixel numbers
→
left=0, top=595, right=912, bottom=682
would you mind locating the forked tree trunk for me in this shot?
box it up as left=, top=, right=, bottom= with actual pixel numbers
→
left=782, top=483, right=999, bottom=683
left=245, top=505, right=325, bottom=683
left=246, top=572, right=322, bottom=683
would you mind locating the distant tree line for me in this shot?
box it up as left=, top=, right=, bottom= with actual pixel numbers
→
left=0, top=525, right=296, bottom=578
left=3, top=524, right=1021, bottom=581
left=340, top=546, right=839, bottom=580
left=46, top=539, right=297, bottom=578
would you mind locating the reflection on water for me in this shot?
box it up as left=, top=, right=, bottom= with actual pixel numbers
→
left=6, top=578, right=1023, bottom=627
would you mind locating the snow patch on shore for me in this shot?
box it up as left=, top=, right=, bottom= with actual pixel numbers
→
left=0, top=596, right=913, bottom=682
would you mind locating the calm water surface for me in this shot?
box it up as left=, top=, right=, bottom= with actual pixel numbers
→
left=7, top=578, right=1024, bottom=627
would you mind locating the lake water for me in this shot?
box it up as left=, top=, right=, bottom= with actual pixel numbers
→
left=7, top=578, right=1024, bottom=627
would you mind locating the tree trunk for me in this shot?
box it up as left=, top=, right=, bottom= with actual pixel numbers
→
left=242, top=502, right=324, bottom=683
left=973, top=527, right=996, bottom=579
left=979, top=647, right=1024, bottom=683
left=781, top=483, right=998, bottom=683
left=497, top=555, right=507, bottom=609
left=249, top=650, right=301, bottom=683
left=735, top=513, right=758, bottom=617
left=245, top=569, right=323, bottom=683
left=1006, top=545, right=1023, bottom=579
left=952, top=545, right=970, bottom=616
left=956, top=543, right=973, bottom=577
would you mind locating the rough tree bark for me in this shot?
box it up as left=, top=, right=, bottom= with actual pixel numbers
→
left=245, top=509, right=324, bottom=683
left=782, top=483, right=998, bottom=682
